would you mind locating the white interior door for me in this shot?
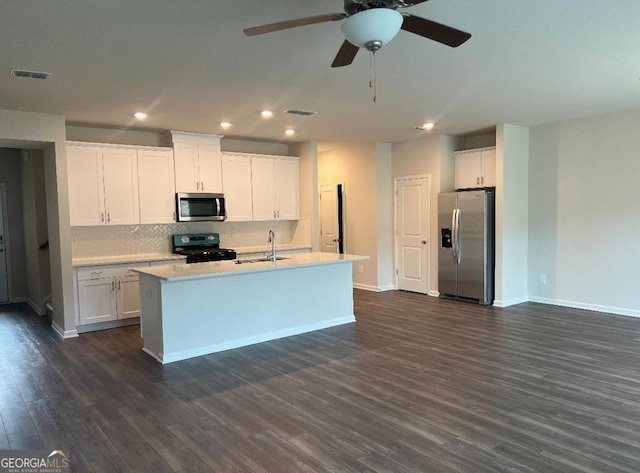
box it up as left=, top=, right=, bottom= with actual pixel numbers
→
left=396, top=176, right=431, bottom=293
left=0, top=187, right=8, bottom=302
left=320, top=184, right=339, bottom=253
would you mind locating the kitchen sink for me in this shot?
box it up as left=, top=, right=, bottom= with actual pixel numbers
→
left=234, top=256, right=290, bottom=264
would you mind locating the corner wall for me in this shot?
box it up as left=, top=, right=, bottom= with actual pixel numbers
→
left=495, top=124, right=529, bottom=307
left=528, top=110, right=640, bottom=317
left=0, top=109, right=75, bottom=337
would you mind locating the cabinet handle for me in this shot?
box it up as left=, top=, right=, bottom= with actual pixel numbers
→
left=476, top=177, right=480, bottom=185
left=111, top=281, right=115, bottom=291
left=118, top=280, right=121, bottom=290
left=107, top=213, right=111, bottom=223
left=277, top=210, right=280, bottom=219
left=201, top=181, right=204, bottom=191
left=481, top=176, right=484, bottom=185
left=273, top=210, right=276, bottom=218
left=101, top=213, right=104, bottom=223
left=196, top=182, right=200, bottom=191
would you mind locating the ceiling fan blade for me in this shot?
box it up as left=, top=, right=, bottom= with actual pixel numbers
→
left=331, top=40, right=359, bottom=68
left=244, top=13, right=346, bottom=36
left=398, top=0, right=430, bottom=5
left=401, top=14, right=471, bottom=47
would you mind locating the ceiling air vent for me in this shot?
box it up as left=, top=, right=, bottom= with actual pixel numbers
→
left=284, top=109, right=317, bottom=116
left=10, top=68, right=52, bottom=80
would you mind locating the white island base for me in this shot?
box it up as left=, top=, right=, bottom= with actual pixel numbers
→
left=137, top=253, right=367, bottom=364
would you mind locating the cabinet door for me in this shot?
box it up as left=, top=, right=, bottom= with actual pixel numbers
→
left=222, top=154, right=253, bottom=221
left=67, top=145, right=105, bottom=226
left=275, top=158, right=299, bottom=220
left=78, top=278, right=117, bottom=324
left=197, top=143, right=222, bottom=193
left=251, top=157, right=276, bottom=221
left=455, top=151, right=483, bottom=189
left=117, top=275, right=140, bottom=319
left=138, top=149, right=176, bottom=224
left=173, top=143, right=200, bottom=192
left=102, top=148, right=140, bottom=225
left=481, top=148, right=496, bottom=187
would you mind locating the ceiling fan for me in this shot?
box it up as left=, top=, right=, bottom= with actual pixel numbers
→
left=244, top=0, right=471, bottom=68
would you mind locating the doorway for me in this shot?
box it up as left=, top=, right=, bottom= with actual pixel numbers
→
left=320, top=183, right=345, bottom=253
left=0, top=184, right=9, bottom=302
left=395, top=175, right=431, bottom=294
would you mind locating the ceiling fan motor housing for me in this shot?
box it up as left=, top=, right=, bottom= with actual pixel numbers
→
left=344, top=0, right=400, bottom=15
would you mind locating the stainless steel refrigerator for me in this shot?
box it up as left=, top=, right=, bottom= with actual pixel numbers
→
left=438, top=190, right=495, bottom=305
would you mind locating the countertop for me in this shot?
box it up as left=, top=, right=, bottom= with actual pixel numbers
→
left=134, top=252, right=368, bottom=282
left=73, top=253, right=186, bottom=267
left=235, top=243, right=312, bottom=254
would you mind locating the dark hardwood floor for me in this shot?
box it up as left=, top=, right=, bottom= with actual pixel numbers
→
left=1, top=291, right=640, bottom=472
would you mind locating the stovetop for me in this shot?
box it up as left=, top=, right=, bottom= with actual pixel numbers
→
left=172, top=233, right=236, bottom=263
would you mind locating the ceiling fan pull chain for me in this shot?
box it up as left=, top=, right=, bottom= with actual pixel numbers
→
left=369, top=50, right=377, bottom=103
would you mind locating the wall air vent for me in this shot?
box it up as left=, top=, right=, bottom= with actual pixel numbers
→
left=10, top=68, right=52, bottom=80
left=284, top=109, right=317, bottom=116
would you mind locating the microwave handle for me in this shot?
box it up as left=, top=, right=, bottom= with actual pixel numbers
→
left=216, top=198, right=221, bottom=216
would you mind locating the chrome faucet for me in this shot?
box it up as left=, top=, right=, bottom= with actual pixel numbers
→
left=268, top=230, right=276, bottom=262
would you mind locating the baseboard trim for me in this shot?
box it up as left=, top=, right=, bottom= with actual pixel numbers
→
left=77, top=318, right=140, bottom=334
left=529, top=296, right=640, bottom=318
left=428, top=290, right=440, bottom=298
left=353, top=283, right=395, bottom=292
left=51, top=321, right=79, bottom=339
left=25, top=298, right=46, bottom=316
left=494, top=296, right=529, bottom=308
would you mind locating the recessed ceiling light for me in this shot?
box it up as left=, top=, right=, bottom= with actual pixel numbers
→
left=220, top=121, right=232, bottom=129
left=261, top=110, right=274, bottom=118
left=285, top=129, right=295, bottom=137
left=134, top=112, right=147, bottom=120
left=422, top=122, right=435, bottom=131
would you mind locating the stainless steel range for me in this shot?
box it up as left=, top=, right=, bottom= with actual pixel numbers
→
left=172, top=233, right=236, bottom=264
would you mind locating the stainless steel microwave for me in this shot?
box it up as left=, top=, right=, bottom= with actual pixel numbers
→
left=176, top=193, right=226, bottom=222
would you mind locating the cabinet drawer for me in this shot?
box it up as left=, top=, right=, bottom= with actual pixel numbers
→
left=77, top=263, right=149, bottom=281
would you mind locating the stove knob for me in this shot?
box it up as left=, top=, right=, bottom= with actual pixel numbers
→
left=181, top=236, right=189, bottom=244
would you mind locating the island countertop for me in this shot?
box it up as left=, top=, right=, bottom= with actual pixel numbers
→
left=134, top=252, right=368, bottom=282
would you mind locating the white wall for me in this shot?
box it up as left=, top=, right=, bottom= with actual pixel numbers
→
left=319, top=143, right=383, bottom=290
left=0, top=109, right=75, bottom=337
left=495, top=124, right=529, bottom=306
left=21, top=149, right=51, bottom=314
left=290, top=141, right=319, bottom=251
left=391, top=135, right=454, bottom=295
left=375, top=143, right=394, bottom=290
left=528, top=110, right=640, bottom=317
left=0, top=149, right=27, bottom=300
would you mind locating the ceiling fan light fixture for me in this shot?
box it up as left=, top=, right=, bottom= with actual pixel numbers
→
left=341, top=9, right=403, bottom=51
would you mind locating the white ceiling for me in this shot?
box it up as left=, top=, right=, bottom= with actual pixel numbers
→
left=1, top=0, right=639, bottom=148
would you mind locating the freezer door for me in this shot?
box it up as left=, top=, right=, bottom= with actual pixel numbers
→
left=456, top=191, right=489, bottom=301
left=438, top=193, right=458, bottom=297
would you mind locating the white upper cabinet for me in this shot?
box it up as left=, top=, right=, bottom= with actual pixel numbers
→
left=68, top=143, right=139, bottom=226
left=251, top=155, right=299, bottom=221
left=275, top=158, right=299, bottom=220
left=67, top=144, right=105, bottom=226
left=68, top=141, right=175, bottom=226
left=101, top=147, right=140, bottom=225
left=137, top=148, right=176, bottom=224
left=221, top=153, right=253, bottom=221
left=251, top=157, right=276, bottom=220
left=454, top=147, right=496, bottom=189
left=166, top=131, right=222, bottom=193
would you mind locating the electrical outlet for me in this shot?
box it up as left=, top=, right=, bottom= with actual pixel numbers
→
left=358, top=265, right=364, bottom=274
left=540, top=274, right=547, bottom=285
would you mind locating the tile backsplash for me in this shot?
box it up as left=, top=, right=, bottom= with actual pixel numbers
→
left=72, top=220, right=310, bottom=258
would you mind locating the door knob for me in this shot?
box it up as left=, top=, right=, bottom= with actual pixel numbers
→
left=421, top=240, right=427, bottom=244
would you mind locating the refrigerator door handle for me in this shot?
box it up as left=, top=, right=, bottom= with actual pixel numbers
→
left=451, top=209, right=458, bottom=263
left=455, top=209, right=462, bottom=264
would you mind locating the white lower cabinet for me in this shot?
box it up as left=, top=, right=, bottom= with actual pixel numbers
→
left=76, top=264, right=146, bottom=325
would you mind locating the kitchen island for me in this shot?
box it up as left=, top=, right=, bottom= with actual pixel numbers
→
left=135, top=252, right=368, bottom=363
